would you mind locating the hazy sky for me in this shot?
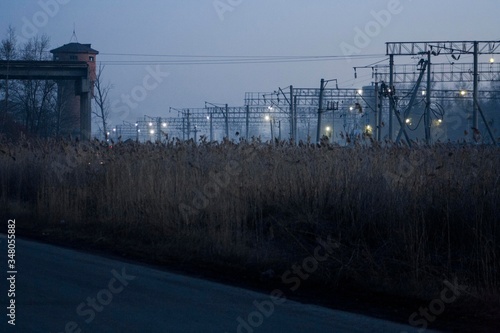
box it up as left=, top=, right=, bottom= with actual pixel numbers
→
left=1, top=0, right=499, bottom=125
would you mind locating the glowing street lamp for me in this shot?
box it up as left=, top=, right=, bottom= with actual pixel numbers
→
left=135, top=125, right=140, bottom=142
left=325, top=126, right=332, bottom=141
left=434, top=119, right=443, bottom=126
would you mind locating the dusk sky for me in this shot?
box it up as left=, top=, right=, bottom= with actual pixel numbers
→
left=1, top=0, right=499, bottom=126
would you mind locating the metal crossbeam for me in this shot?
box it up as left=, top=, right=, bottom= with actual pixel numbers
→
left=245, top=88, right=372, bottom=108
left=374, top=63, right=500, bottom=83
left=386, top=41, right=500, bottom=56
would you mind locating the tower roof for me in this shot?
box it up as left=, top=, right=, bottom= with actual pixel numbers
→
left=50, top=43, right=99, bottom=55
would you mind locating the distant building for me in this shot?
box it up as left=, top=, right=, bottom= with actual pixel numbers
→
left=50, top=43, right=99, bottom=138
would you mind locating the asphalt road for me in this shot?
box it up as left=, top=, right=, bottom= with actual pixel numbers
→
left=0, top=235, right=440, bottom=333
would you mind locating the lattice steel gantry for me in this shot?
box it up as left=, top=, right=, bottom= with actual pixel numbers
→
left=385, top=40, right=500, bottom=144
left=374, top=62, right=500, bottom=83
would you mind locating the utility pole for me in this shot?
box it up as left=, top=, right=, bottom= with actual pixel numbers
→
left=157, top=117, right=161, bottom=142
left=186, top=109, right=191, bottom=140
left=375, top=82, right=381, bottom=141
left=317, top=78, right=325, bottom=143
left=225, top=104, right=229, bottom=138
left=293, top=96, right=298, bottom=142
left=425, top=51, right=432, bottom=144
left=331, top=102, right=338, bottom=144
left=182, top=118, right=185, bottom=141
left=389, top=55, right=395, bottom=140
left=289, top=86, right=294, bottom=142
left=209, top=111, right=213, bottom=142
left=245, top=105, right=250, bottom=140
left=473, top=41, right=479, bottom=131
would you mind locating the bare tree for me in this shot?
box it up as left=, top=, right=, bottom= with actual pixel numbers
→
left=93, top=63, right=112, bottom=140
left=13, top=34, right=58, bottom=136
left=0, top=26, right=18, bottom=130
left=0, top=26, right=17, bottom=60
left=1, top=30, right=64, bottom=138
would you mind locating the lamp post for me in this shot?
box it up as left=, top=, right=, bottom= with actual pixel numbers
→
left=317, top=78, right=338, bottom=143
left=144, top=115, right=157, bottom=142
left=206, top=114, right=213, bottom=142
left=161, top=120, right=167, bottom=129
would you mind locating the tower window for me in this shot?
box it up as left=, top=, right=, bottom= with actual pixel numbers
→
left=70, top=55, right=78, bottom=60
left=89, top=56, right=95, bottom=62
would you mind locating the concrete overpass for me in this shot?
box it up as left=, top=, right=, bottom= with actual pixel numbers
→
left=0, top=60, right=92, bottom=140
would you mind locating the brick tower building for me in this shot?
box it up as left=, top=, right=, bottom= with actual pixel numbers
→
left=50, top=43, right=99, bottom=139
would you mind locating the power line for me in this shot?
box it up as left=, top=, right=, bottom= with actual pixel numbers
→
left=99, top=52, right=384, bottom=59
left=97, top=54, right=386, bottom=66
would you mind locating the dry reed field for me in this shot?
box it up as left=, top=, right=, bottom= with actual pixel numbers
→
left=1, top=137, right=499, bottom=325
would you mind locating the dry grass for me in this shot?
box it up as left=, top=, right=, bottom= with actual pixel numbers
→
left=1, top=137, right=499, bottom=309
